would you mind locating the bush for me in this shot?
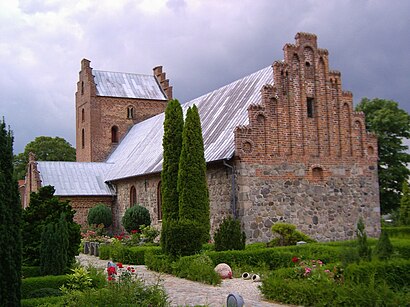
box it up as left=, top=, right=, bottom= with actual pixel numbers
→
left=356, top=217, right=372, bottom=261
left=61, top=278, right=169, bottom=307
left=270, top=223, right=315, bottom=246
left=391, top=238, right=410, bottom=258
left=145, top=252, right=174, bottom=274
left=87, top=203, right=112, bottom=228
left=98, top=244, right=112, bottom=260
left=111, top=245, right=162, bottom=265
left=374, top=230, right=393, bottom=260
left=21, top=296, right=64, bottom=307
left=27, top=287, right=62, bottom=298
left=164, top=219, right=203, bottom=256
left=172, top=254, right=221, bottom=285
left=121, top=205, right=151, bottom=233
left=383, top=226, right=410, bottom=238
left=21, top=275, right=69, bottom=299
left=214, top=217, right=245, bottom=251
left=22, top=266, right=41, bottom=278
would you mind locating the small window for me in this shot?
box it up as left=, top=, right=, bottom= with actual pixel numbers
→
left=127, top=106, right=134, bottom=119
left=81, top=108, right=85, bottom=122
left=312, top=167, right=324, bottom=180
left=157, top=181, right=162, bottom=221
left=81, top=81, right=84, bottom=95
left=111, top=126, right=119, bottom=143
left=307, top=97, right=314, bottom=118
left=130, top=186, right=137, bottom=207
left=81, top=129, right=85, bottom=149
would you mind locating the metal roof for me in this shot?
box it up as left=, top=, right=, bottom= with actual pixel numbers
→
left=93, top=70, right=167, bottom=100
left=105, top=65, right=273, bottom=181
left=37, top=162, right=115, bottom=196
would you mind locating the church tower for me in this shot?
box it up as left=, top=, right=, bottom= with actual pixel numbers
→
left=75, top=59, right=172, bottom=162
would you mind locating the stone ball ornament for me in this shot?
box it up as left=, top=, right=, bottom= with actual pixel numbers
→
left=214, top=263, right=233, bottom=279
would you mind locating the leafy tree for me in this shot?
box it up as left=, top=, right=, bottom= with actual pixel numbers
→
left=214, top=217, right=246, bottom=251
left=160, top=99, right=184, bottom=253
left=178, top=105, right=210, bottom=245
left=355, top=98, right=410, bottom=213
left=22, top=186, right=81, bottom=266
left=356, top=217, right=372, bottom=262
left=399, top=181, right=410, bottom=225
left=0, top=119, right=22, bottom=306
left=13, top=136, right=76, bottom=180
left=374, top=229, right=393, bottom=261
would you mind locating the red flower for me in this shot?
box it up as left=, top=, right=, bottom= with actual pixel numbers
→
left=117, top=262, right=123, bottom=268
left=107, top=276, right=114, bottom=281
left=127, top=266, right=132, bottom=271
left=131, top=269, right=135, bottom=273
left=131, top=229, right=138, bottom=234
left=107, top=266, right=116, bottom=275
left=292, top=256, right=299, bottom=263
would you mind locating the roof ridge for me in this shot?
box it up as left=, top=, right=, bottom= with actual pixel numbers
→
left=93, top=69, right=154, bottom=78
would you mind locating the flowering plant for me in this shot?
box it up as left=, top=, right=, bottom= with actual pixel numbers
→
left=291, top=256, right=343, bottom=284
left=105, top=261, right=138, bottom=282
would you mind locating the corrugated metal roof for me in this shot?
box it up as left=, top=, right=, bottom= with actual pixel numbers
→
left=93, top=70, right=167, bottom=100
left=37, top=162, right=115, bottom=196
left=105, top=65, right=273, bottom=181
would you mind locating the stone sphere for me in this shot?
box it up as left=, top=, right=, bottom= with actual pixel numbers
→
left=214, top=263, right=232, bottom=279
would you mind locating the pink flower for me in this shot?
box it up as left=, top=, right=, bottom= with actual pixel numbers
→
left=304, top=267, right=312, bottom=276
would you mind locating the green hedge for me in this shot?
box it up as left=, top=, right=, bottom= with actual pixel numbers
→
left=391, top=238, right=410, bottom=259
left=21, top=275, right=69, bottom=299
left=383, top=226, right=410, bottom=238
left=109, top=245, right=162, bottom=265
left=21, top=295, right=65, bottom=307
left=22, top=266, right=41, bottom=278
left=145, top=251, right=174, bottom=274
left=98, top=244, right=112, bottom=260
left=344, top=259, right=410, bottom=290
left=261, top=274, right=409, bottom=306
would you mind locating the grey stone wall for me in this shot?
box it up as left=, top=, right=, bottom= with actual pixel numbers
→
left=113, top=162, right=233, bottom=237
left=236, top=162, right=381, bottom=243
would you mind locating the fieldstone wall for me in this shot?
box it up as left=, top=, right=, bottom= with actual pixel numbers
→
left=236, top=162, right=381, bottom=243
left=113, top=162, right=233, bottom=236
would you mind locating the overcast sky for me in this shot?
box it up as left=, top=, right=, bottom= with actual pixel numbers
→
left=1, top=0, right=409, bottom=154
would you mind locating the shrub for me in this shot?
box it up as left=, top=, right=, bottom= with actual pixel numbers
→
left=270, top=223, right=314, bottom=246
left=145, top=251, right=174, bottom=274
left=214, top=217, right=246, bottom=251
left=21, top=296, right=64, bottom=307
left=121, top=205, right=151, bottom=233
left=98, top=244, right=112, bottom=260
left=61, top=278, right=169, bottom=307
left=59, top=267, right=93, bottom=294
left=21, top=275, right=69, bottom=299
left=40, top=213, right=69, bottom=276
left=22, top=266, right=41, bottom=278
left=172, top=254, right=221, bottom=285
left=356, top=217, right=372, bottom=261
left=87, top=203, right=112, bottom=228
left=111, top=245, right=162, bottom=265
left=140, top=225, right=160, bottom=243
left=391, top=238, right=410, bottom=258
left=165, top=219, right=203, bottom=256
left=374, top=230, right=393, bottom=260
left=383, top=226, right=410, bottom=238
left=27, top=287, right=62, bottom=298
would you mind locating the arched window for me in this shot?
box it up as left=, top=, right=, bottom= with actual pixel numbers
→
left=111, top=126, right=119, bottom=143
left=127, top=106, right=134, bottom=119
left=130, top=185, right=137, bottom=207
left=81, top=128, right=85, bottom=149
left=81, top=81, right=84, bottom=95
left=312, top=167, right=324, bottom=181
left=81, top=108, right=85, bottom=122
left=157, top=181, right=162, bottom=221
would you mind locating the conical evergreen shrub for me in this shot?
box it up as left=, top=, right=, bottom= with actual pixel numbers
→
left=374, top=230, right=393, bottom=260
left=214, top=217, right=246, bottom=251
left=122, top=205, right=151, bottom=233
left=160, top=99, right=184, bottom=253
left=0, top=119, right=22, bottom=306
left=178, top=105, right=210, bottom=246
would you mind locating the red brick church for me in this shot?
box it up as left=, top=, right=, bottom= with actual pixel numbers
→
left=24, top=33, right=381, bottom=242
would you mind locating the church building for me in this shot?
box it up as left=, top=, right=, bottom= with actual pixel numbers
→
left=24, top=33, right=381, bottom=242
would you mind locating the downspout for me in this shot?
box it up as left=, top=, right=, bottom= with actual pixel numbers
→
left=223, top=159, right=237, bottom=219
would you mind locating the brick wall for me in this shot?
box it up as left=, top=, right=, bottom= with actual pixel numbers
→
left=233, top=32, right=380, bottom=242
left=75, top=59, right=169, bottom=162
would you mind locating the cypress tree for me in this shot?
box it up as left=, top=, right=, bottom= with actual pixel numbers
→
left=374, top=230, right=393, bottom=260
left=0, top=119, right=22, bottom=306
left=160, top=100, right=184, bottom=252
left=356, top=217, right=372, bottom=262
left=178, top=105, right=210, bottom=244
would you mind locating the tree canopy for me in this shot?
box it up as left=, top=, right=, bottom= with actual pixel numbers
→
left=355, top=98, right=410, bottom=213
left=14, top=136, right=76, bottom=179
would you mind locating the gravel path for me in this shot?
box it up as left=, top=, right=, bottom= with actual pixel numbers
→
left=76, top=253, right=289, bottom=307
